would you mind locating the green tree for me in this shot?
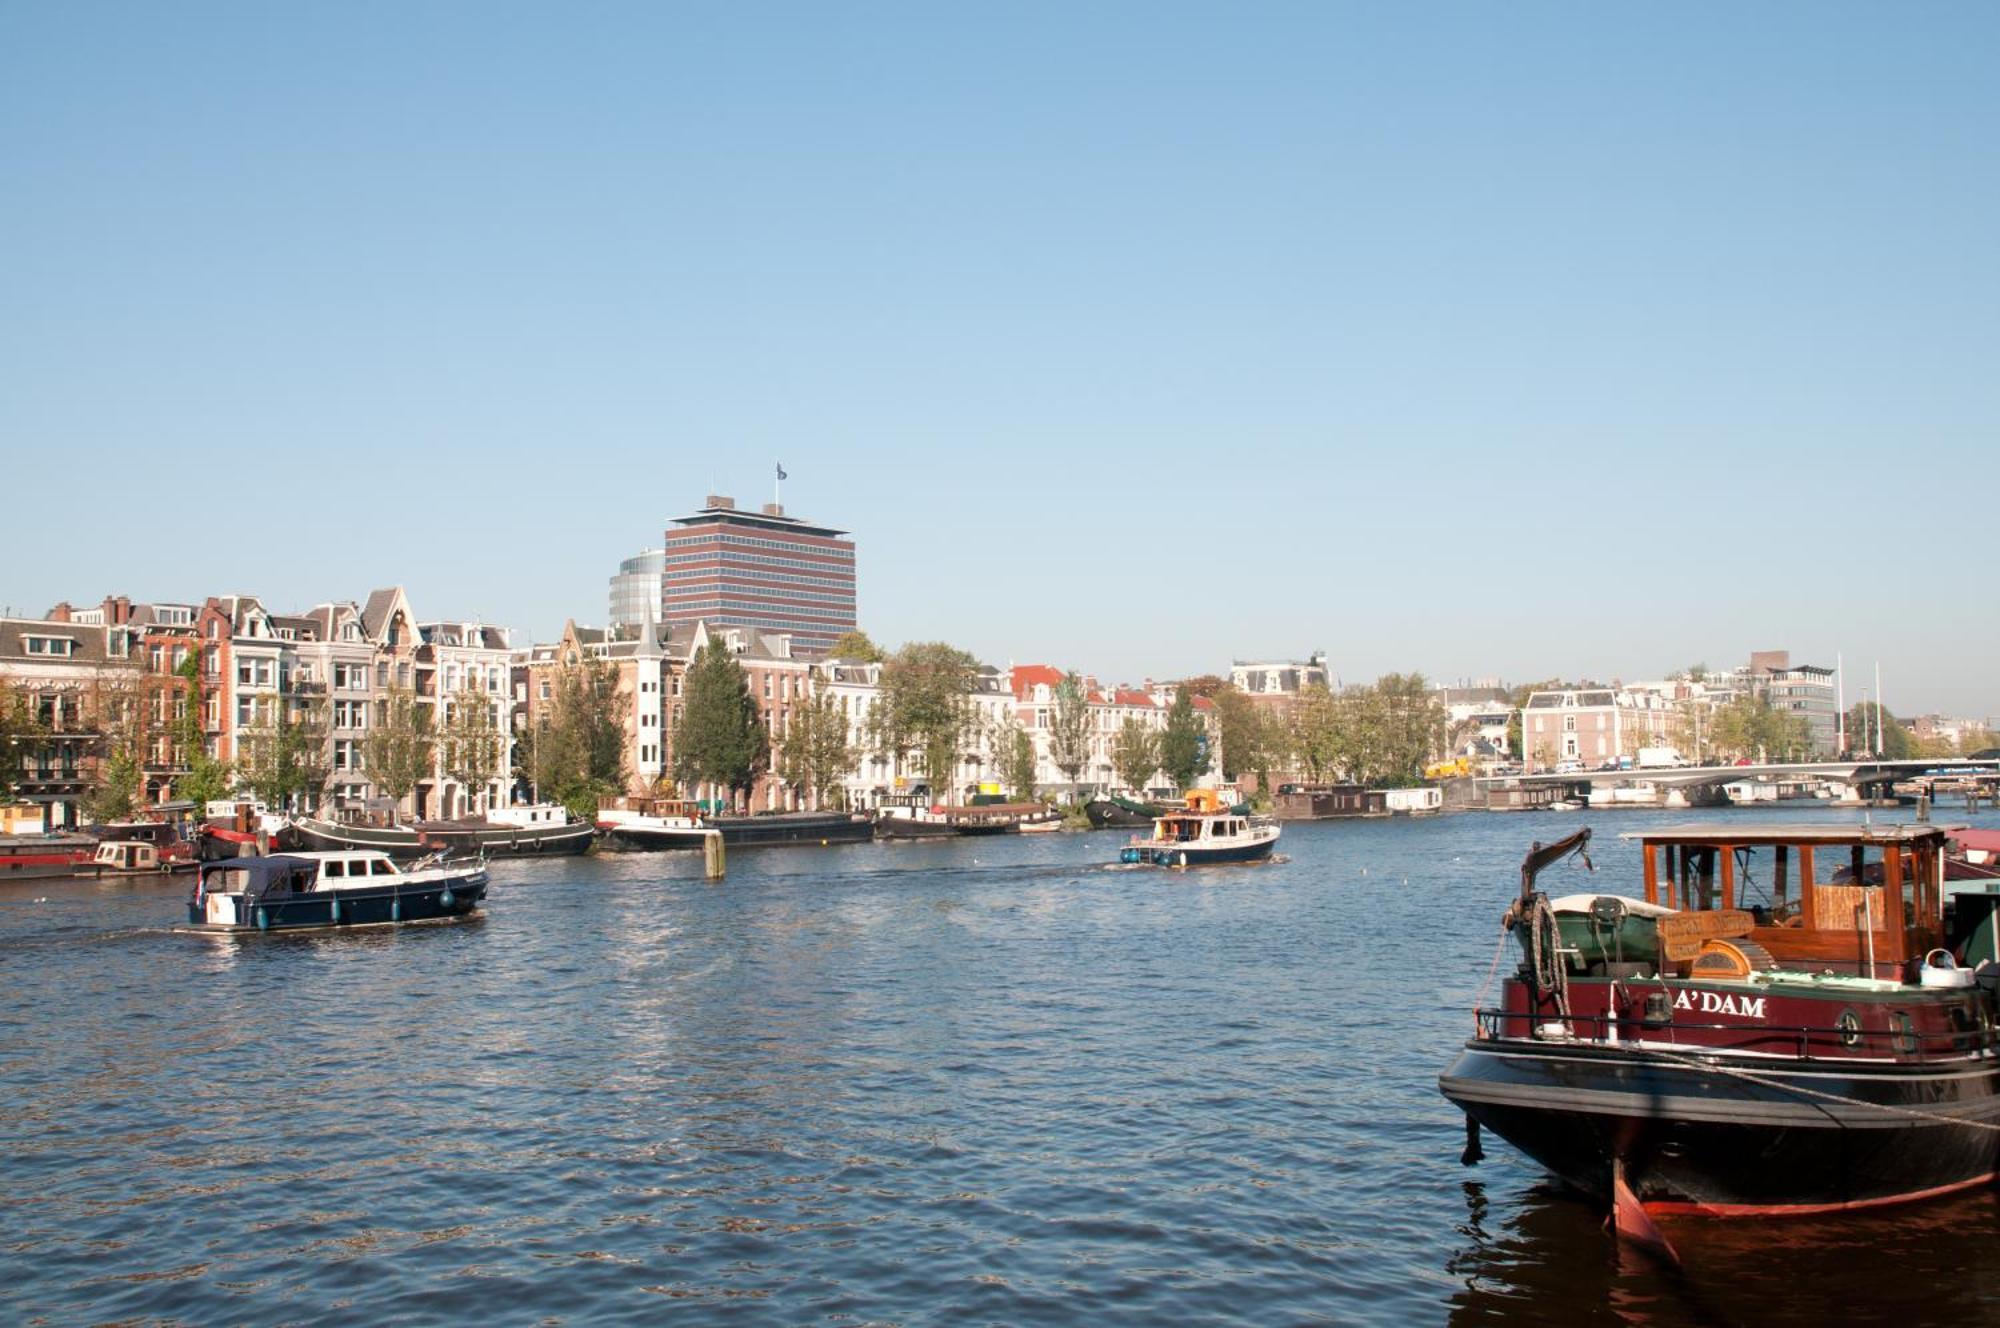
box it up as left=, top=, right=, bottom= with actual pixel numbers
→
left=239, top=696, right=332, bottom=812
left=1362, top=672, right=1445, bottom=787
left=1160, top=689, right=1212, bottom=791
left=1842, top=702, right=1914, bottom=760
left=1288, top=683, right=1341, bottom=782
left=81, top=669, right=143, bottom=822
left=674, top=644, right=768, bottom=801
left=1210, top=686, right=1264, bottom=784
left=171, top=652, right=233, bottom=806
left=873, top=642, right=978, bottom=797
left=440, top=688, right=504, bottom=815
left=826, top=630, right=886, bottom=663
left=364, top=687, right=435, bottom=807
left=1046, top=671, right=1093, bottom=799
left=777, top=684, right=854, bottom=810
left=537, top=660, right=627, bottom=816
left=0, top=680, right=45, bottom=803
left=1710, top=694, right=1815, bottom=763
left=83, top=749, right=141, bottom=823
left=1111, top=717, right=1161, bottom=795
left=1005, top=726, right=1037, bottom=802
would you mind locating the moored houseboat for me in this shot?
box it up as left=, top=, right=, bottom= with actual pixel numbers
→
left=871, top=793, right=957, bottom=840
left=0, top=832, right=99, bottom=881
left=1440, top=823, right=2000, bottom=1230
left=1119, top=789, right=1281, bottom=866
left=186, top=850, right=489, bottom=932
left=293, top=802, right=594, bottom=859
left=599, top=794, right=871, bottom=850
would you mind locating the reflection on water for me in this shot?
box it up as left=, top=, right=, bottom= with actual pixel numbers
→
left=2, top=807, right=1996, bottom=1324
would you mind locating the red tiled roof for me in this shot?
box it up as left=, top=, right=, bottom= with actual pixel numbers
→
left=1009, top=664, right=1065, bottom=699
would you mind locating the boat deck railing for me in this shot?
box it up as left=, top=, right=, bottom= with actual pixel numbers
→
left=1473, top=1006, right=1998, bottom=1064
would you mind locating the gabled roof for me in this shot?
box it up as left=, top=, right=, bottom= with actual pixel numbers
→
left=360, top=587, right=411, bottom=640
left=1009, top=664, right=1066, bottom=699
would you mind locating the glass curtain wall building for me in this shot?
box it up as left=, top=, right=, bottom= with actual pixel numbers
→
left=608, top=550, right=666, bottom=634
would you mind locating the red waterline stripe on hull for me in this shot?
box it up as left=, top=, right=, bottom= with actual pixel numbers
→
left=1644, top=1170, right=1998, bottom=1218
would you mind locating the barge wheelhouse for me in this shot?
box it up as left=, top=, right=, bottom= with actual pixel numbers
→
left=1440, top=823, right=2000, bottom=1220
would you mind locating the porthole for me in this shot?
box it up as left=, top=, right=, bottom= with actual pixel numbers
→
left=1836, top=1009, right=1862, bottom=1048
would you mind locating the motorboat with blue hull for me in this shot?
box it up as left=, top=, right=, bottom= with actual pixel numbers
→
left=1118, top=789, right=1280, bottom=867
left=1441, top=823, right=2000, bottom=1228
left=186, top=850, right=489, bottom=933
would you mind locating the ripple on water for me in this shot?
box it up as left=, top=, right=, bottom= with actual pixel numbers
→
left=4, top=811, right=2000, bottom=1324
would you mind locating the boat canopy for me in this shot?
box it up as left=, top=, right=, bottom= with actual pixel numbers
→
left=198, top=855, right=319, bottom=901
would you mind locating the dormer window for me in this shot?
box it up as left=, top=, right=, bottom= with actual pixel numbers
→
left=24, top=636, right=75, bottom=657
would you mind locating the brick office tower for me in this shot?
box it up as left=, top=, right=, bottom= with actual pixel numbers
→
left=660, top=495, right=856, bottom=656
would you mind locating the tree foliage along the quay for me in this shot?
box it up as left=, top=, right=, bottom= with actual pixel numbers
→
left=1111, top=717, right=1161, bottom=795
left=532, top=659, right=627, bottom=817
left=1281, top=673, right=1446, bottom=788
left=1841, top=701, right=1915, bottom=761
left=239, top=695, right=332, bottom=811
left=171, top=651, right=234, bottom=807
left=871, top=642, right=978, bottom=798
left=1160, top=688, right=1213, bottom=791
left=673, top=645, right=766, bottom=803
left=440, top=688, right=505, bottom=811
left=1047, top=672, right=1092, bottom=798
left=778, top=684, right=854, bottom=810
left=364, top=686, right=435, bottom=803
left=825, top=630, right=886, bottom=663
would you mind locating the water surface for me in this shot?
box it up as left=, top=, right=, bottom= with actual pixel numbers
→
left=4, top=807, right=1997, bottom=1324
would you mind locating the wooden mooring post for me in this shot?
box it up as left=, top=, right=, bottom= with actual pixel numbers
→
left=703, top=829, right=726, bottom=880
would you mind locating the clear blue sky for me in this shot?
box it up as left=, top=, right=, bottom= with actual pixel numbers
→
left=4, top=4, right=1995, bottom=714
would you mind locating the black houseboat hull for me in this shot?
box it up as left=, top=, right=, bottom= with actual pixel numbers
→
left=707, top=812, right=874, bottom=847
left=872, top=816, right=957, bottom=840
left=186, top=876, right=489, bottom=932
left=1084, top=799, right=1158, bottom=829
left=1440, top=1039, right=2000, bottom=1214
left=292, top=818, right=595, bottom=859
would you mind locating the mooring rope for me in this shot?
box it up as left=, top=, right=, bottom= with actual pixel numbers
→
left=1644, top=1045, right=2000, bottom=1133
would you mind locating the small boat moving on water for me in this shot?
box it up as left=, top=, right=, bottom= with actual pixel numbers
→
left=1118, top=789, right=1280, bottom=867
left=186, top=850, right=489, bottom=932
left=1440, top=823, right=2000, bottom=1241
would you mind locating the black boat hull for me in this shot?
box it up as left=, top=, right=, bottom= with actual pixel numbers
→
left=186, top=876, right=488, bottom=932
left=707, top=812, right=874, bottom=847
left=1085, top=799, right=1157, bottom=829
left=873, top=817, right=957, bottom=840
left=292, top=819, right=595, bottom=859
left=1441, top=1039, right=2000, bottom=1213
left=1120, top=837, right=1278, bottom=867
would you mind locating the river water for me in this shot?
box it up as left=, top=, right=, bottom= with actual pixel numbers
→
left=4, top=807, right=1998, bottom=1325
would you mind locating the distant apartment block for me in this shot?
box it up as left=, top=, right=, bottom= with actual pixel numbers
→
left=1230, top=651, right=1329, bottom=701
left=1739, top=651, right=1838, bottom=757
left=661, top=495, right=856, bottom=657
left=1521, top=685, right=1673, bottom=772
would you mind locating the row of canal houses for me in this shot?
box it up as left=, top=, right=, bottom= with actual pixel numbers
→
left=6, top=590, right=1216, bottom=830
left=4, top=589, right=512, bottom=830
left=519, top=620, right=1217, bottom=812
